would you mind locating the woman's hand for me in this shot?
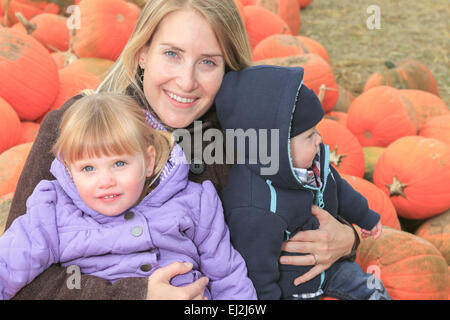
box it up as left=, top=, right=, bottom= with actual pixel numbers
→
left=146, top=262, right=209, bottom=300
left=279, top=205, right=356, bottom=286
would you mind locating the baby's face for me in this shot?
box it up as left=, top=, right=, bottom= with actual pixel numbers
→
left=290, top=127, right=322, bottom=169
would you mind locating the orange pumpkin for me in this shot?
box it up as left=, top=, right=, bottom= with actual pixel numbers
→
left=0, top=97, right=21, bottom=155
left=356, top=226, right=449, bottom=300
left=400, top=89, right=449, bottom=129
left=64, top=57, right=115, bottom=80
left=0, top=142, right=33, bottom=197
left=346, top=86, right=418, bottom=147
left=324, top=111, right=347, bottom=127
left=297, top=0, right=313, bottom=8
left=316, top=119, right=364, bottom=177
left=252, top=34, right=329, bottom=63
left=373, top=136, right=450, bottom=220
left=19, top=121, right=40, bottom=144
left=14, top=13, right=69, bottom=52
left=51, top=51, right=66, bottom=69
left=50, top=67, right=102, bottom=112
left=243, top=5, right=291, bottom=50
left=0, top=192, right=14, bottom=235
left=341, top=174, right=400, bottom=230
left=0, top=0, right=58, bottom=25
left=0, top=28, right=59, bottom=121
left=415, top=209, right=450, bottom=265
left=419, top=114, right=450, bottom=145
left=72, top=0, right=141, bottom=60
left=364, top=60, right=440, bottom=97
left=296, top=36, right=329, bottom=63
left=244, top=0, right=300, bottom=35
left=255, top=54, right=338, bottom=112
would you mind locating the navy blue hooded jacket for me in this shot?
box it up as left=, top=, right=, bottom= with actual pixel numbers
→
left=215, top=65, right=380, bottom=300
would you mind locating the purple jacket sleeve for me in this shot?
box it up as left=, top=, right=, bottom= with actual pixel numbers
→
left=193, top=181, right=257, bottom=300
left=0, top=180, right=60, bottom=299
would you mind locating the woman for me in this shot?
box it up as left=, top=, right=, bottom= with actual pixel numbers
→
left=6, top=0, right=358, bottom=300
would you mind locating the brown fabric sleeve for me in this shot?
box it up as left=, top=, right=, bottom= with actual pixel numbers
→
left=6, top=95, right=148, bottom=300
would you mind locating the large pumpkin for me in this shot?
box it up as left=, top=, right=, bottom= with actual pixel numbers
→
left=243, top=0, right=300, bottom=35
left=0, top=192, right=14, bottom=236
left=316, top=119, right=364, bottom=178
left=255, top=54, right=338, bottom=112
left=415, top=209, right=450, bottom=265
left=50, top=67, right=102, bottom=112
left=400, top=89, right=449, bottom=129
left=0, top=142, right=33, bottom=197
left=0, top=97, right=22, bottom=155
left=64, top=57, right=115, bottom=80
left=297, top=0, right=312, bottom=8
left=72, top=0, right=141, bottom=61
left=0, top=28, right=59, bottom=120
left=373, top=136, right=450, bottom=220
left=346, top=86, right=418, bottom=147
left=0, top=0, right=59, bottom=25
left=356, top=227, right=449, bottom=300
left=341, top=174, right=400, bottom=230
left=418, top=114, right=450, bottom=145
left=14, top=13, right=69, bottom=52
left=243, top=5, right=291, bottom=50
left=252, top=34, right=329, bottom=63
left=364, top=60, right=440, bottom=97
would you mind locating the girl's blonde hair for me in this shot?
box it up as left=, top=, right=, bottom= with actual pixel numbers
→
left=97, top=0, right=252, bottom=105
left=52, top=91, right=174, bottom=194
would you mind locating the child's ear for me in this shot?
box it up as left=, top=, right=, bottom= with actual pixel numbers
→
left=145, top=145, right=156, bottom=178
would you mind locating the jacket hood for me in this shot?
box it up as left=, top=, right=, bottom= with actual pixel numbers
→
left=216, top=65, right=309, bottom=189
left=50, top=113, right=189, bottom=224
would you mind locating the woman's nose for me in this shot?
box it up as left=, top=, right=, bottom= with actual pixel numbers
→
left=176, top=64, right=198, bottom=92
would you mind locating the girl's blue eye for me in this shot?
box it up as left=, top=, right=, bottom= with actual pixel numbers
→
left=115, top=161, right=126, bottom=167
left=82, top=166, right=94, bottom=172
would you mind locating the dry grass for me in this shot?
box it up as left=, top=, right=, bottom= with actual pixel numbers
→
left=299, top=0, right=449, bottom=106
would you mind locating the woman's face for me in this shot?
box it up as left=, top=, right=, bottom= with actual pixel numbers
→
left=139, top=9, right=226, bottom=128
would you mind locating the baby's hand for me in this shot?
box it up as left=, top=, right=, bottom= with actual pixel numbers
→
left=361, top=221, right=382, bottom=240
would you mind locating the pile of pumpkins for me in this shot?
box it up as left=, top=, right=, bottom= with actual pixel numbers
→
left=1, top=0, right=449, bottom=300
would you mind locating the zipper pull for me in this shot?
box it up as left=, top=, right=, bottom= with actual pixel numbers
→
left=316, top=191, right=325, bottom=208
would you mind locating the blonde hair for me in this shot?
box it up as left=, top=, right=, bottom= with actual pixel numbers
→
left=97, top=0, right=252, bottom=106
left=53, top=91, right=174, bottom=194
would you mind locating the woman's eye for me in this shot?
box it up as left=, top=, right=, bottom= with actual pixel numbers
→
left=201, top=59, right=216, bottom=66
left=82, top=166, right=94, bottom=172
left=165, top=50, right=178, bottom=58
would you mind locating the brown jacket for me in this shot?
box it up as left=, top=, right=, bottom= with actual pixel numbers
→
left=6, top=94, right=231, bottom=299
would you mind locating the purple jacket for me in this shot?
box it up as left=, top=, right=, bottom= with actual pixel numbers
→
left=0, top=122, right=256, bottom=300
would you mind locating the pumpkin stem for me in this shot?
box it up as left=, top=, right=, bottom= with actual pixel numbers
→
left=15, top=12, right=36, bottom=35
left=329, top=146, right=346, bottom=167
left=3, top=0, right=10, bottom=26
left=317, top=84, right=338, bottom=103
left=386, top=175, right=407, bottom=198
left=385, top=61, right=397, bottom=69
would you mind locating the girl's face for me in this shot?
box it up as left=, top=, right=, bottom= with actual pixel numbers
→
left=68, top=147, right=155, bottom=216
left=138, top=9, right=225, bottom=128
left=290, top=127, right=322, bottom=169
